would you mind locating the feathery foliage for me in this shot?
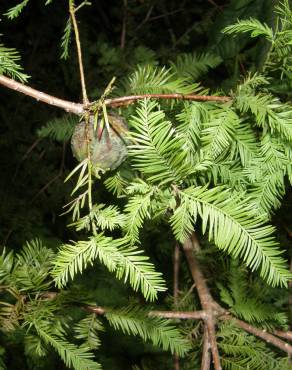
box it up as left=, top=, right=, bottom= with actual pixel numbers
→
left=31, top=320, right=102, bottom=370
left=4, top=0, right=30, bottom=19
left=37, top=115, right=77, bottom=142
left=128, top=99, right=190, bottom=185
left=223, top=18, right=274, bottom=41
left=170, top=52, right=222, bottom=80
left=52, top=235, right=166, bottom=301
left=105, top=306, right=191, bottom=357
left=61, top=17, right=72, bottom=60
left=218, top=262, right=288, bottom=328
left=74, top=314, right=104, bottom=350
left=218, top=321, right=290, bottom=370
left=0, top=42, right=29, bottom=82
left=122, top=65, right=202, bottom=95
left=170, top=186, right=290, bottom=286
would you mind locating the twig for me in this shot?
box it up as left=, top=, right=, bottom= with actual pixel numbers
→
left=179, top=283, right=196, bottom=305
left=173, top=243, right=181, bottom=369
left=74, top=0, right=90, bottom=13
left=172, top=23, right=197, bottom=49
left=21, top=138, right=42, bottom=161
left=201, top=326, right=211, bottom=370
left=182, top=234, right=222, bottom=370
left=0, top=75, right=83, bottom=114
left=174, top=350, right=180, bottom=370
left=2, top=229, right=13, bottom=246
left=147, top=8, right=184, bottom=22
left=135, top=4, right=154, bottom=31
left=104, top=93, right=231, bottom=107
left=289, top=258, right=292, bottom=324
left=205, top=315, right=221, bottom=370
left=36, top=291, right=292, bottom=355
left=136, top=6, right=185, bottom=31
left=84, top=305, right=106, bottom=315
left=148, top=310, right=207, bottom=320
left=120, top=0, right=128, bottom=49
left=69, top=0, right=88, bottom=104
left=81, top=308, right=292, bottom=355
left=83, top=304, right=207, bottom=320
left=273, top=330, right=292, bottom=342
left=13, top=137, right=42, bottom=181
left=221, top=315, right=292, bottom=355
left=207, top=0, right=222, bottom=10
left=0, top=74, right=232, bottom=114
left=174, top=243, right=180, bottom=306
left=32, top=142, right=66, bottom=202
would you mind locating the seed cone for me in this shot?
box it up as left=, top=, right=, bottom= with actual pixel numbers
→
left=71, top=114, right=128, bottom=172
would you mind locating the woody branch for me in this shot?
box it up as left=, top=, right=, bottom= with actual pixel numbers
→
left=0, top=74, right=231, bottom=116
left=37, top=289, right=292, bottom=358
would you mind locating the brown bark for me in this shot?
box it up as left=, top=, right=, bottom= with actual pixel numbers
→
left=221, top=315, right=292, bottom=355
left=39, top=291, right=292, bottom=355
left=182, top=234, right=222, bottom=370
left=0, top=74, right=231, bottom=115
left=201, top=326, right=211, bottom=370
left=0, top=75, right=84, bottom=114
left=149, top=310, right=207, bottom=320
left=273, top=330, right=292, bottom=342
left=69, top=0, right=88, bottom=105
left=173, top=243, right=181, bottom=369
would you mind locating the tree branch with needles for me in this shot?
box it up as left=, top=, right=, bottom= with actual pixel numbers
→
left=173, top=243, right=181, bottom=370
left=39, top=289, right=292, bottom=357
left=0, top=74, right=231, bottom=115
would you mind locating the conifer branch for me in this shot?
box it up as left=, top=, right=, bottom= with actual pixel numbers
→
left=120, top=0, right=127, bottom=49
left=273, top=330, right=292, bottom=342
left=179, top=232, right=292, bottom=357
left=0, top=74, right=84, bottom=114
left=39, top=292, right=292, bottom=355
left=182, top=233, right=222, bottom=370
left=0, top=74, right=231, bottom=115
left=173, top=243, right=180, bottom=370
left=69, top=0, right=88, bottom=104
left=221, top=315, right=292, bottom=355
left=104, top=94, right=231, bottom=107
left=201, top=326, right=211, bottom=370
left=80, top=306, right=292, bottom=355
left=173, top=243, right=180, bottom=307
left=83, top=304, right=207, bottom=320
left=149, top=311, right=207, bottom=319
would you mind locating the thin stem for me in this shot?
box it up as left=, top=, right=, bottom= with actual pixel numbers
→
left=83, top=114, right=97, bottom=235
left=68, top=1, right=94, bottom=230
left=201, top=326, right=211, bottom=370
left=273, top=330, right=292, bottom=342
left=182, top=234, right=222, bottom=370
left=205, top=316, right=221, bottom=370
left=173, top=243, right=180, bottom=370
left=32, top=142, right=66, bottom=201
left=174, top=243, right=180, bottom=307
left=0, top=74, right=231, bottom=114
left=28, top=291, right=292, bottom=355
left=221, top=315, right=292, bottom=355
left=105, top=93, right=231, bottom=107
left=120, top=0, right=127, bottom=49
left=69, top=0, right=89, bottom=104
left=87, top=158, right=93, bottom=211
left=139, top=310, right=206, bottom=320
left=0, top=75, right=83, bottom=114
left=75, top=0, right=91, bottom=13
